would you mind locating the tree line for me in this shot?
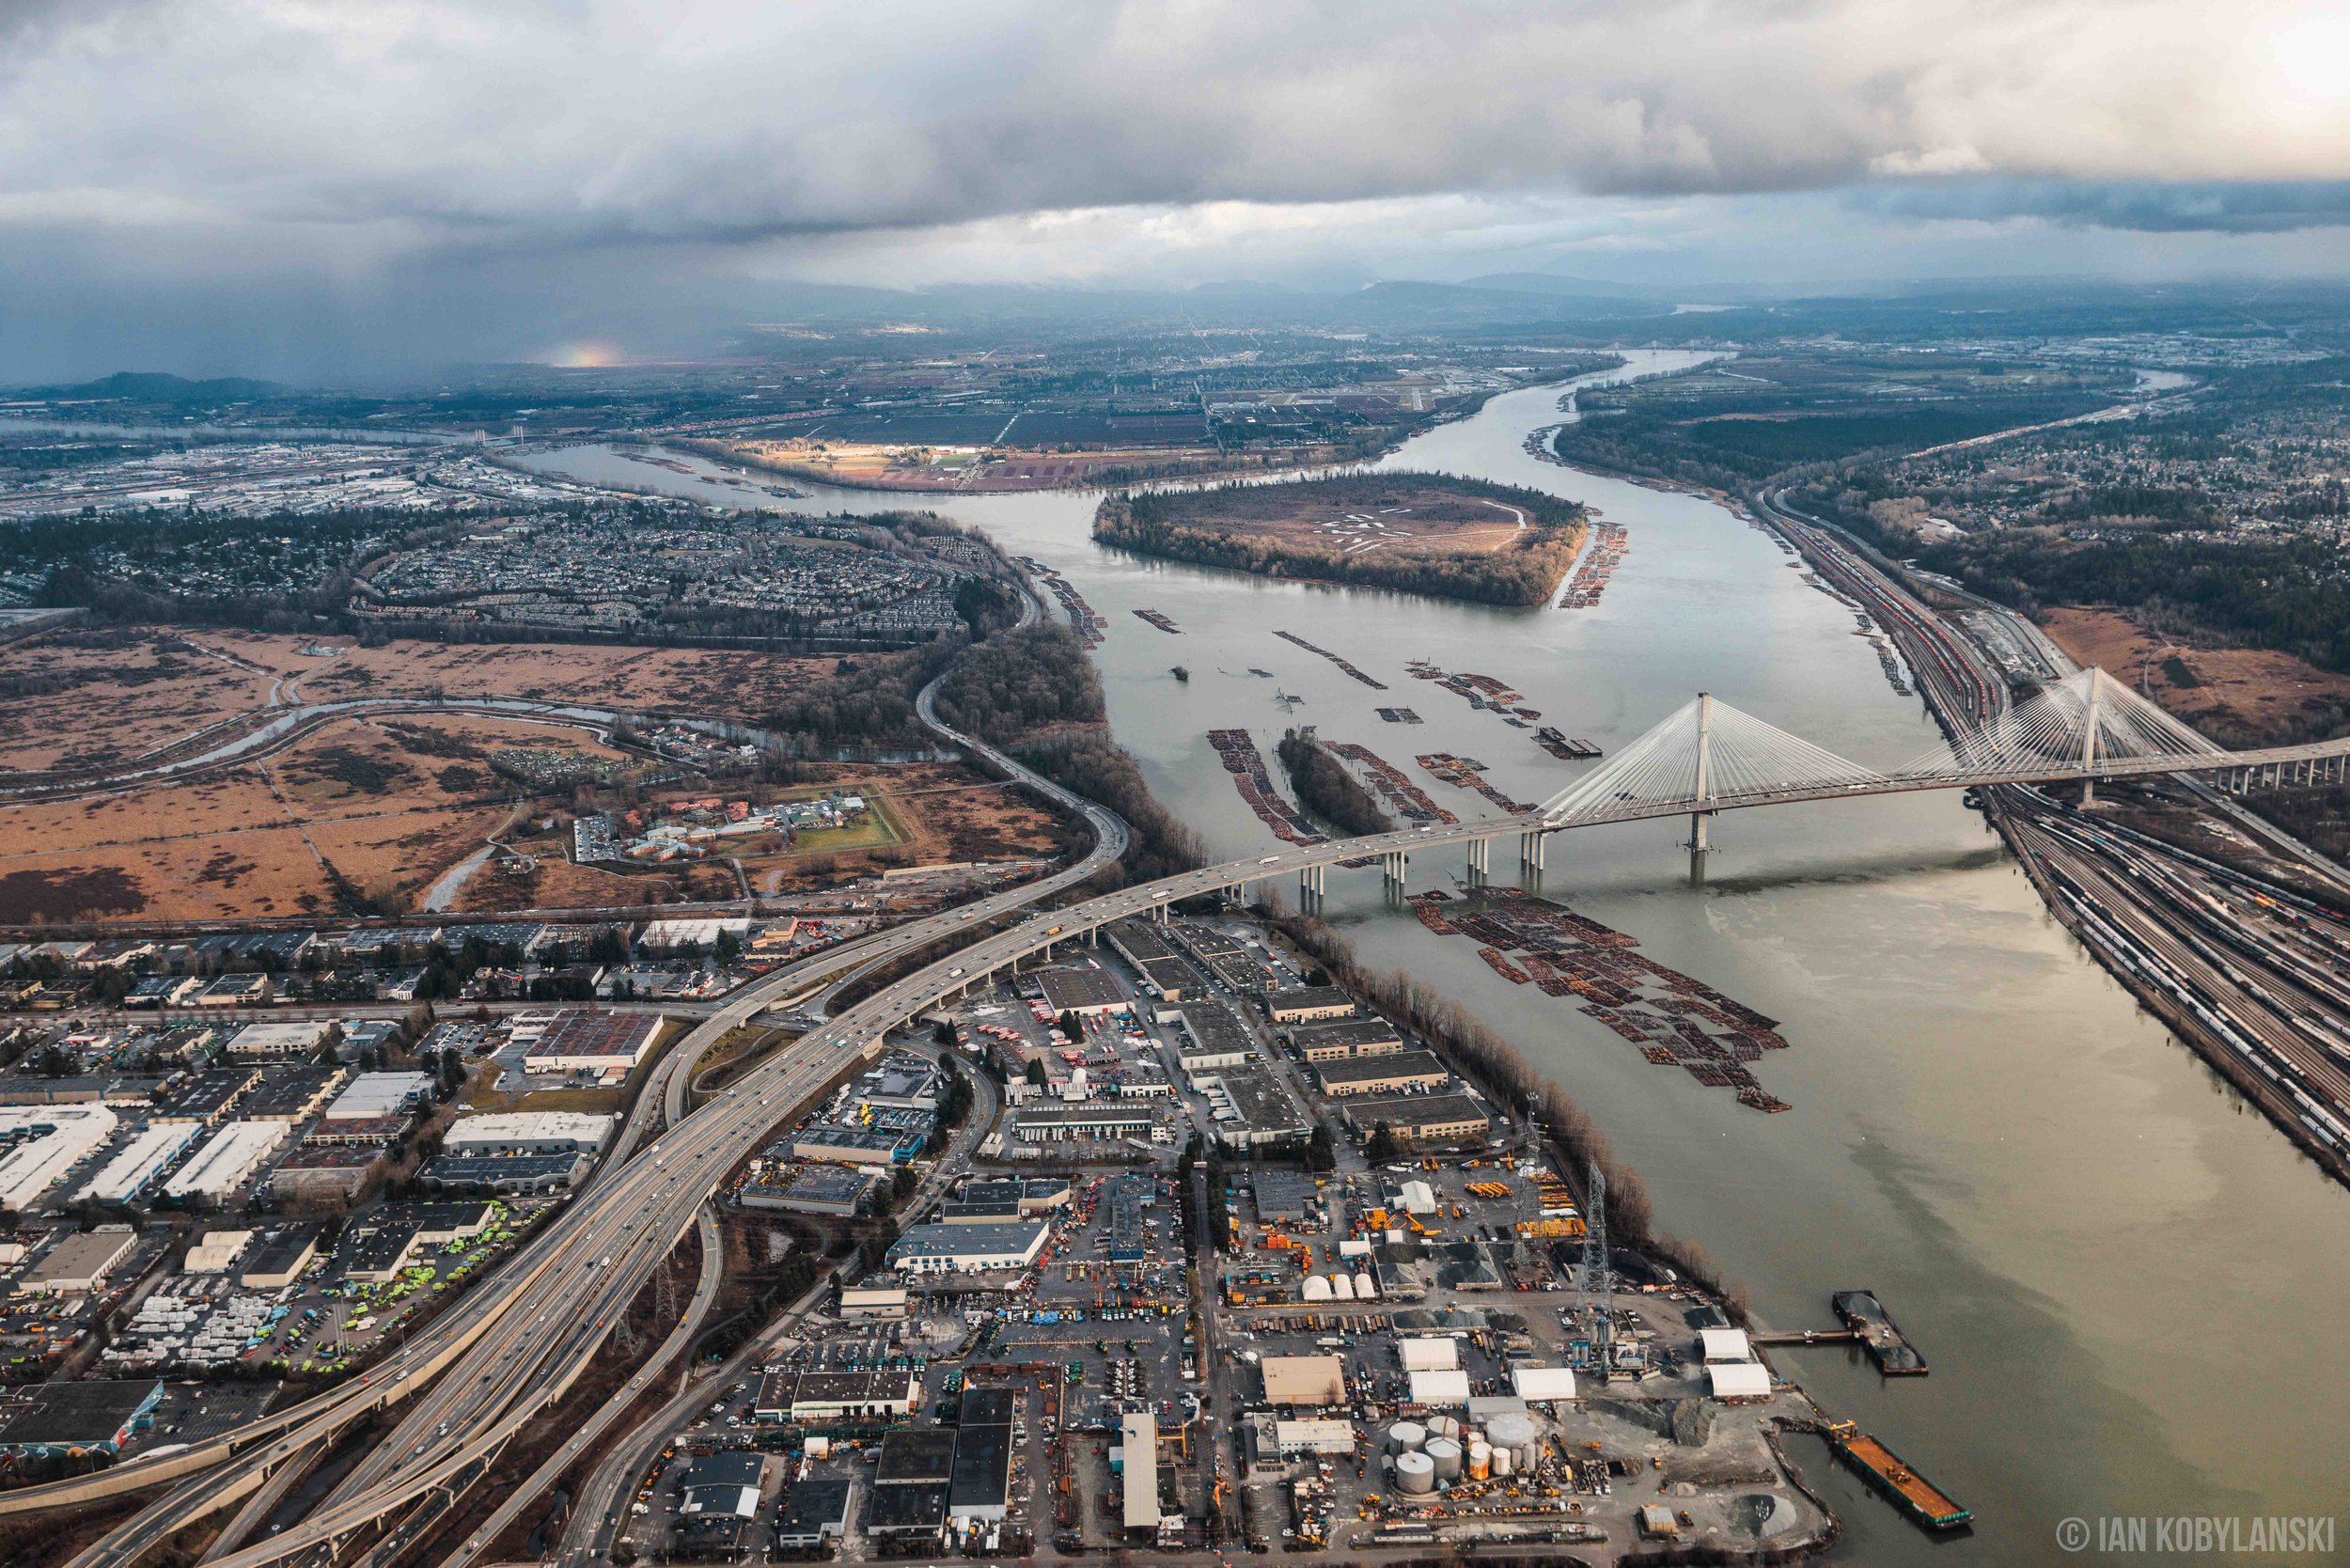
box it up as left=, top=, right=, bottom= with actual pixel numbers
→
left=929, top=625, right=1106, bottom=743
left=1276, top=729, right=1393, bottom=837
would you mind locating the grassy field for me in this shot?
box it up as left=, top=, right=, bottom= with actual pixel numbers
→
left=1096, top=472, right=1587, bottom=605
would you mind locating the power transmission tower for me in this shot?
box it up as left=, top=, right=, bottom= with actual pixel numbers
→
left=612, top=1303, right=638, bottom=1357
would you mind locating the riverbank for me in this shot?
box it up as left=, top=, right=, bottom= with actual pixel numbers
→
left=521, top=354, right=2350, bottom=1568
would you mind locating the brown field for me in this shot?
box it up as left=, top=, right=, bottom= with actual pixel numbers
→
left=1147, top=479, right=1535, bottom=557
left=0, top=628, right=286, bottom=772
left=701, top=437, right=1358, bottom=493
left=0, top=626, right=840, bottom=776
left=2042, top=606, right=2350, bottom=748
left=295, top=639, right=835, bottom=721
left=0, top=713, right=626, bottom=924
left=0, top=644, right=1073, bottom=923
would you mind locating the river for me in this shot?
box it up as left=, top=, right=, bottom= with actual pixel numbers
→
left=522, top=356, right=2350, bottom=1564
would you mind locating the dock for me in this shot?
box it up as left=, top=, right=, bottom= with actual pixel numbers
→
left=1750, top=1328, right=1859, bottom=1347
left=1832, top=1290, right=1929, bottom=1374
left=1825, top=1422, right=1971, bottom=1532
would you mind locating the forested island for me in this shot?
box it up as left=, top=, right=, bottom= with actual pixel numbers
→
left=1093, top=471, right=1587, bottom=606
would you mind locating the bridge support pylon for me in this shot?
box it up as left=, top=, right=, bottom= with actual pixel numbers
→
left=1466, top=837, right=1490, bottom=885
left=2080, top=665, right=2104, bottom=807
left=1685, top=810, right=1715, bottom=886
left=1298, top=862, right=1325, bottom=905
left=1518, top=831, right=1545, bottom=873
left=1382, top=850, right=1408, bottom=894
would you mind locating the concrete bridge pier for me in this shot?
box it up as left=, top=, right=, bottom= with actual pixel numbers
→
left=1381, top=850, right=1408, bottom=894
left=1518, top=830, right=1546, bottom=873
left=1297, top=862, right=1325, bottom=908
left=1686, top=810, right=1716, bottom=886
left=1466, top=836, right=1490, bottom=885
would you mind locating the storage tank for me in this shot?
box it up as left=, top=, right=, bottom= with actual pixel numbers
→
left=1301, top=1273, right=1333, bottom=1302
left=1393, top=1450, right=1436, bottom=1496
left=1424, top=1436, right=1463, bottom=1482
left=1329, top=1272, right=1355, bottom=1301
left=1465, top=1442, right=1492, bottom=1481
left=1386, top=1421, right=1426, bottom=1454
left=1487, top=1414, right=1541, bottom=1472
left=1426, top=1415, right=1461, bottom=1441
left=1491, top=1446, right=1514, bottom=1479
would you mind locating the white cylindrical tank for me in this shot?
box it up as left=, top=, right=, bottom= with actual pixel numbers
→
left=1466, top=1442, right=1492, bottom=1481
left=1394, top=1450, right=1436, bottom=1495
left=1424, top=1436, right=1463, bottom=1482
left=1329, top=1272, right=1355, bottom=1301
left=1491, top=1447, right=1514, bottom=1479
left=1302, top=1273, right=1333, bottom=1302
left=1427, top=1415, right=1461, bottom=1441
left=1487, top=1414, right=1541, bottom=1471
left=1386, top=1421, right=1426, bottom=1453
left=1353, top=1270, right=1377, bottom=1299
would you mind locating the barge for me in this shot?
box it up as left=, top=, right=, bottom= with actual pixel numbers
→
left=1535, top=728, right=1603, bottom=760
left=1825, top=1421, right=1971, bottom=1532
left=1832, top=1290, right=1929, bottom=1374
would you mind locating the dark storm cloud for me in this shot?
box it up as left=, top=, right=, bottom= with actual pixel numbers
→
left=0, top=0, right=2344, bottom=377
left=1856, top=180, right=2350, bottom=234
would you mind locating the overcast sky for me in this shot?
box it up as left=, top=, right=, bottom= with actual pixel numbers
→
left=5, top=0, right=2348, bottom=381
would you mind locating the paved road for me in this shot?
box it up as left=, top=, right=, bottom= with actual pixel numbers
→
left=26, top=604, right=1134, bottom=1568
left=546, top=1047, right=1001, bottom=1568
left=34, top=569, right=2338, bottom=1567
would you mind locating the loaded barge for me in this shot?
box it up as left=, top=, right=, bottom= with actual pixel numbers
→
left=1825, top=1421, right=1972, bottom=1532
left=1833, top=1289, right=1929, bottom=1374
left=1535, top=727, right=1603, bottom=760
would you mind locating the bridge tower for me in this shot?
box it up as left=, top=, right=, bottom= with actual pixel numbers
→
left=1686, top=691, right=1716, bottom=880
left=2080, top=665, right=2104, bottom=808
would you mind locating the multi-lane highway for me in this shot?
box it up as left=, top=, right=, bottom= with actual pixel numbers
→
left=22, top=552, right=2350, bottom=1568
left=17, top=619, right=1131, bottom=1568
left=28, top=703, right=2350, bottom=1560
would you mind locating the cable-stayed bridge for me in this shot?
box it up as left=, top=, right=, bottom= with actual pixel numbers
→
left=13, top=667, right=2349, bottom=1568
left=1286, top=666, right=2350, bottom=894
left=1540, top=664, right=2341, bottom=825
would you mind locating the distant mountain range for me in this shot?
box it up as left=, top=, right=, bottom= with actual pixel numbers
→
left=50, top=370, right=291, bottom=402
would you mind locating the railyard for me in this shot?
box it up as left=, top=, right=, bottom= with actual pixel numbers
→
left=1759, top=487, right=2350, bottom=1182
